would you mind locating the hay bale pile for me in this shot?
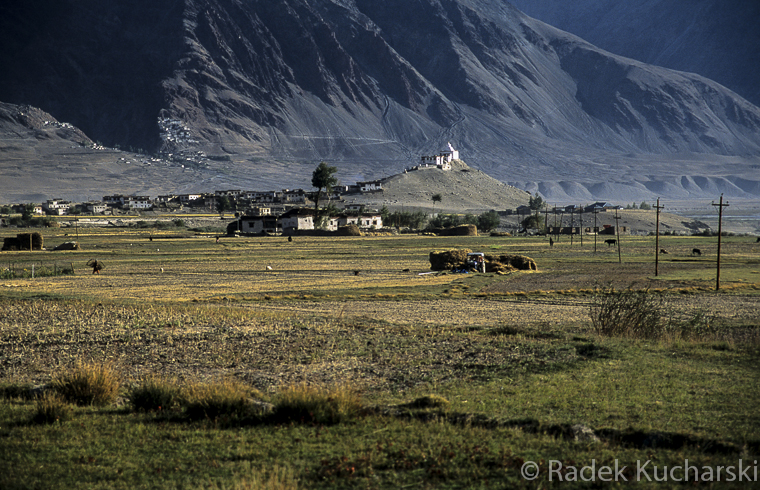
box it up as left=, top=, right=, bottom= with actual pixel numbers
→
left=336, top=224, right=362, bottom=236
left=430, top=224, right=478, bottom=236
left=485, top=262, right=517, bottom=273
left=1, top=233, right=44, bottom=251
left=484, top=254, right=538, bottom=271
left=52, top=241, right=81, bottom=251
left=429, top=249, right=538, bottom=272
left=429, top=249, right=472, bottom=270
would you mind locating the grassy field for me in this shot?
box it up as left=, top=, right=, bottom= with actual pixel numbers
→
left=1, top=226, right=759, bottom=488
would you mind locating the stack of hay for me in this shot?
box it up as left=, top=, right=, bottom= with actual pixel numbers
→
left=484, top=254, right=538, bottom=271
left=52, top=241, right=81, bottom=251
left=429, top=249, right=472, bottom=270
left=430, top=224, right=478, bottom=236
left=429, top=249, right=538, bottom=272
left=336, top=224, right=362, bottom=236
left=1, top=233, right=43, bottom=251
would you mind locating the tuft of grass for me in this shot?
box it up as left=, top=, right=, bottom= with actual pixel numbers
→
left=183, top=379, right=265, bottom=421
left=272, top=383, right=362, bottom=425
left=200, top=465, right=299, bottom=490
left=51, top=361, right=120, bottom=406
left=129, top=375, right=182, bottom=413
left=32, top=391, right=72, bottom=424
left=0, top=383, right=34, bottom=400
left=404, top=394, right=450, bottom=409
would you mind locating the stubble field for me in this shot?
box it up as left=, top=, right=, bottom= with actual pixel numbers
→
left=1, top=226, right=759, bottom=488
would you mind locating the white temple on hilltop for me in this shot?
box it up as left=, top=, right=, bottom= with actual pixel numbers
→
left=419, top=142, right=459, bottom=170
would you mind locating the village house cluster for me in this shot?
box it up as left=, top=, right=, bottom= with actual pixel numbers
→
left=6, top=183, right=384, bottom=216
left=2, top=144, right=478, bottom=233
left=236, top=207, right=383, bottom=234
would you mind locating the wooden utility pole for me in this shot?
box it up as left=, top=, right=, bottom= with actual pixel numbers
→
left=712, top=194, right=729, bottom=291
left=614, top=209, right=622, bottom=264
left=570, top=208, right=574, bottom=246
left=579, top=207, right=584, bottom=246
left=654, top=198, right=664, bottom=276
left=593, top=209, right=599, bottom=253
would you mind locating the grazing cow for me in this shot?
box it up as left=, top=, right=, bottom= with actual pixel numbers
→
left=660, top=249, right=668, bottom=254
left=605, top=239, right=617, bottom=247
left=692, top=248, right=702, bottom=256
left=756, top=237, right=760, bottom=243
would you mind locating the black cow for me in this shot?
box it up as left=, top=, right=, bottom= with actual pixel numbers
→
left=605, top=239, right=617, bottom=247
left=692, top=248, right=702, bottom=256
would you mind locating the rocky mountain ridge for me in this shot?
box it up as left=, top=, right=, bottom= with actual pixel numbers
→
left=1, top=0, right=759, bottom=203
left=508, top=0, right=760, bottom=107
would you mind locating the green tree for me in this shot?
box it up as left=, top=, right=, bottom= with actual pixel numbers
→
left=315, top=203, right=339, bottom=229
left=477, top=210, right=501, bottom=232
left=462, top=213, right=478, bottom=225
left=380, top=205, right=390, bottom=224
left=216, top=196, right=231, bottom=217
left=428, top=214, right=461, bottom=229
left=639, top=201, right=651, bottom=210
left=22, top=204, right=36, bottom=223
left=311, top=161, right=339, bottom=214
left=528, top=193, right=544, bottom=211
left=521, top=213, right=544, bottom=231
left=431, top=193, right=442, bottom=214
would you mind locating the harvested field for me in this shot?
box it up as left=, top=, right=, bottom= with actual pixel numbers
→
left=1, top=227, right=759, bottom=489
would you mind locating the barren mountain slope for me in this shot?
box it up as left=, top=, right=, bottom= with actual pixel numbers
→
left=1, top=0, right=759, bottom=203
left=508, top=0, right=760, bottom=107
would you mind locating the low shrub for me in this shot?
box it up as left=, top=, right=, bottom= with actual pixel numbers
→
left=51, top=361, right=120, bottom=406
left=129, top=375, right=182, bottom=412
left=32, top=391, right=72, bottom=424
left=183, top=379, right=264, bottom=421
left=404, top=394, right=450, bottom=409
left=272, top=383, right=362, bottom=425
left=0, top=383, right=34, bottom=400
left=589, top=287, right=665, bottom=339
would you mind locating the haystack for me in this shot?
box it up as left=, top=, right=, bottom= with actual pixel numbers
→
left=52, top=241, right=81, bottom=251
left=1, top=233, right=43, bottom=251
left=484, top=254, right=538, bottom=271
left=431, top=224, right=478, bottom=236
left=429, top=249, right=472, bottom=270
left=336, top=223, right=362, bottom=236
left=430, top=250, right=538, bottom=272
left=485, top=262, right=517, bottom=273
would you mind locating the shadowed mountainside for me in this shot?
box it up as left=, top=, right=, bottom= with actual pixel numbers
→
left=1, top=0, right=759, bottom=203
left=508, top=0, right=760, bottom=108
